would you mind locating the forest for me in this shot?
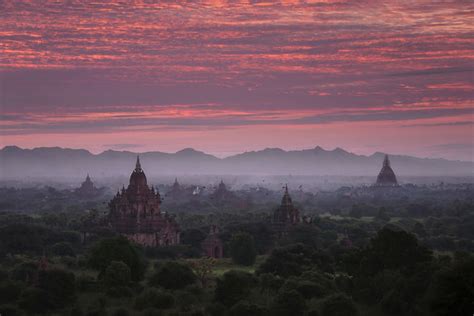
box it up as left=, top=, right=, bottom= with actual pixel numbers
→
left=0, top=182, right=472, bottom=316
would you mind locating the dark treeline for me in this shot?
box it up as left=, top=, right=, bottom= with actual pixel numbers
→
left=0, top=182, right=473, bottom=315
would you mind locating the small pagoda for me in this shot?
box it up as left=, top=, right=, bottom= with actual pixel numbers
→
left=75, top=174, right=100, bottom=198
left=201, top=225, right=223, bottom=258
left=272, top=185, right=300, bottom=236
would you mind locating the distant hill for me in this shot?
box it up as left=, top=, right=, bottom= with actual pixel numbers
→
left=0, top=145, right=472, bottom=179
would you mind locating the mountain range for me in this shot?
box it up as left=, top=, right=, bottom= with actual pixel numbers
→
left=0, top=145, right=472, bottom=179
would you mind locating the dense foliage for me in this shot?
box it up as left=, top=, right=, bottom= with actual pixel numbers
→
left=0, top=183, right=472, bottom=315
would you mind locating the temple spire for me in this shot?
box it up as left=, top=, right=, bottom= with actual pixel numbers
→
left=135, top=156, right=142, bottom=172
left=383, top=154, right=390, bottom=167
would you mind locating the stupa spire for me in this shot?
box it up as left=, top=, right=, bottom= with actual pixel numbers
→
left=135, top=156, right=142, bottom=172
left=383, top=154, right=390, bottom=167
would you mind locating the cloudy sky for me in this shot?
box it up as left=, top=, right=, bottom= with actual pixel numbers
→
left=0, top=0, right=472, bottom=160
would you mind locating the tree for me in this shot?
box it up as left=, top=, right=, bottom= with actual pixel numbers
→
left=181, top=228, right=207, bottom=249
left=230, top=301, right=267, bottom=316
left=257, top=244, right=316, bottom=278
left=426, top=257, right=474, bottom=316
left=376, top=208, right=391, bottom=222
left=259, top=273, right=284, bottom=294
left=271, top=289, right=306, bottom=316
left=215, top=270, right=257, bottom=306
left=134, top=288, right=175, bottom=311
left=412, top=222, right=427, bottom=238
left=149, top=261, right=197, bottom=290
left=18, top=288, right=53, bottom=314
left=51, top=241, right=75, bottom=257
left=283, top=224, right=321, bottom=249
left=320, top=294, right=358, bottom=316
left=359, top=227, right=432, bottom=276
left=88, top=236, right=146, bottom=281
left=103, top=261, right=131, bottom=288
left=10, top=261, right=38, bottom=284
left=0, top=280, right=23, bottom=304
left=0, top=304, right=23, bottom=316
left=0, top=223, right=52, bottom=254
left=37, top=268, right=76, bottom=308
left=229, top=232, right=257, bottom=266
left=189, top=257, right=216, bottom=287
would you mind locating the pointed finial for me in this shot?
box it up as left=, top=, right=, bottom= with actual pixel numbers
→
left=383, top=154, right=390, bottom=167
left=285, top=184, right=289, bottom=193
left=135, top=156, right=142, bottom=171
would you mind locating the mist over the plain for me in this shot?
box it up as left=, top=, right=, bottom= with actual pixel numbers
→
left=1, top=145, right=472, bottom=191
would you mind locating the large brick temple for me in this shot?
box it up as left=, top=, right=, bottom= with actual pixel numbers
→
left=108, top=157, right=180, bottom=247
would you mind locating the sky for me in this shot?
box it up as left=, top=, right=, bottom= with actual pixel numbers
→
left=0, top=0, right=473, bottom=160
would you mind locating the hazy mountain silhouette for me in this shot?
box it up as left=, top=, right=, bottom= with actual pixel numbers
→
left=0, top=145, right=472, bottom=179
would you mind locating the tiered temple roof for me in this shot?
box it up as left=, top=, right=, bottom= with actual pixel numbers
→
left=273, top=185, right=300, bottom=234
left=75, top=174, right=100, bottom=197
left=108, top=156, right=180, bottom=247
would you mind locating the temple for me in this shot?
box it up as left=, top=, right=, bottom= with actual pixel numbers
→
left=167, top=177, right=183, bottom=200
left=75, top=174, right=100, bottom=198
left=201, top=225, right=223, bottom=258
left=210, top=180, right=235, bottom=202
left=272, top=185, right=300, bottom=235
left=375, top=155, right=398, bottom=186
left=108, top=157, right=180, bottom=247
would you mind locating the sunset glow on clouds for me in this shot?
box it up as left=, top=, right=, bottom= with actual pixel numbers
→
left=0, top=1, right=473, bottom=160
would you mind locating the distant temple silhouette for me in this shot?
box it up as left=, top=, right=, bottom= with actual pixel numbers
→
left=272, top=185, right=300, bottom=235
left=375, top=155, right=398, bottom=186
left=167, top=177, right=184, bottom=200
left=75, top=174, right=100, bottom=198
left=108, top=157, right=180, bottom=247
left=210, top=180, right=236, bottom=202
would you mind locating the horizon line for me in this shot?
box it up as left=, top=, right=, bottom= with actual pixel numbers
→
left=1, top=144, right=472, bottom=163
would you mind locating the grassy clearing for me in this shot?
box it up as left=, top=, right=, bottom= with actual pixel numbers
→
left=210, top=255, right=267, bottom=277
